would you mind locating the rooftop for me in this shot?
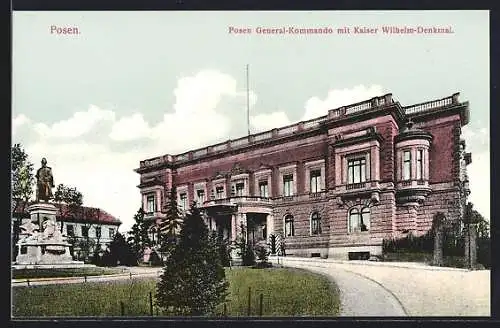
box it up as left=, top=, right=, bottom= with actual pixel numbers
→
left=12, top=201, right=122, bottom=225
left=136, top=92, right=468, bottom=172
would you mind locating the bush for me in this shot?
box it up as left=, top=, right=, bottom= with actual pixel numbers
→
left=149, top=250, right=163, bottom=267
left=241, top=243, right=256, bottom=266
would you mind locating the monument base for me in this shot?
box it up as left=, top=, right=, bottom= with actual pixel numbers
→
left=15, top=202, right=85, bottom=267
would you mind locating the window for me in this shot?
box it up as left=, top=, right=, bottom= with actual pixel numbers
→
left=179, top=193, right=187, bottom=211
left=66, top=225, right=74, bottom=237
left=348, top=207, right=371, bottom=233
left=109, top=228, right=115, bottom=239
left=196, top=189, right=205, bottom=204
left=215, top=186, right=224, bottom=199
left=311, top=212, right=322, bottom=235
left=235, top=182, right=245, bottom=196
left=310, top=170, right=321, bottom=193
left=146, top=195, right=156, bottom=213
left=283, top=175, right=293, bottom=196
left=347, top=158, right=366, bottom=184
left=403, top=150, right=411, bottom=180
left=259, top=181, right=269, bottom=198
left=82, top=226, right=89, bottom=238
left=95, top=227, right=101, bottom=239
left=284, top=214, right=294, bottom=237
left=416, top=149, right=423, bottom=180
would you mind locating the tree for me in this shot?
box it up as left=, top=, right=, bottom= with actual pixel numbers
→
left=107, top=232, right=137, bottom=266
left=156, top=204, right=229, bottom=316
left=472, top=210, right=490, bottom=239
left=159, top=186, right=184, bottom=239
left=126, top=208, right=152, bottom=260
left=156, top=187, right=184, bottom=260
left=54, top=183, right=83, bottom=216
left=11, top=144, right=35, bottom=216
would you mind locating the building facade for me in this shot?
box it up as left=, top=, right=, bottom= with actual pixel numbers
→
left=135, top=92, right=471, bottom=259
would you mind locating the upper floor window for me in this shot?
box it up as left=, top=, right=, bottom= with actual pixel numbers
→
left=311, top=212, right=321, bottom=235
left=196, top=189, right=205, bottom=204
left=403, top=150, right=411, bottom=180
left=259, top=181, right=269, bottom=198
left=66, top=225, right=74, bottom=237
left=235, top=182, right=245, bottom=196
left=109, top=228, right=115, bottom=239
left=416, top=149, right=423, bottom=180
left=310, top=170, right=321, bottom=193
left=146, top=195, right=156, bottom=213
left=215, top=186, right=224, bottom=199
left=284, top=214, right=294, bottom=237
left=348, top=207, right=371, bottom=233
left=348, top=158, right=366, bottom=184
left=283, top=174, right=294, bottom=197
left=179, top=193, right=187, bottom=211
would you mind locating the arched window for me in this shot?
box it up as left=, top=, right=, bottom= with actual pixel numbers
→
left=360, top=207, right=370, bottom=232
left=348, top=207, right=371, bottom=233
left=284, top=214, right=294, bottom=237
left=348, top=208, right=360, bottom=233
left=311, top=212, right=321, bottom=235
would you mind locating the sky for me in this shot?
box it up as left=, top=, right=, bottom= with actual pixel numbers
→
left=12, top=11, right=490, bottom=232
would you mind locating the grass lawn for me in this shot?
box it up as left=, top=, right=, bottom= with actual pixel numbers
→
left=12, top=267, right=125, bottom=279
left=12, top=267, right=340, bottom=317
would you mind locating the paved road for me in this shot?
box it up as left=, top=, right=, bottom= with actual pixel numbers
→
left=12, top=267, right=163, bottom=287
left=272, top=257, right=490, bottom=316
left=279, top=261, right=407, bottom=316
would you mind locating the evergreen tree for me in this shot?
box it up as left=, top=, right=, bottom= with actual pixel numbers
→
left=127, top=208, right=152, bottom=260
left=156, top=204, right=229, bottom=315
left=159, top=186, right=184, bottom=238
left=157, top=187, right=184, bottom=259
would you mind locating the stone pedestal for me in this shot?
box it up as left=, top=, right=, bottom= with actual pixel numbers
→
left=432, top=224, right=443, bottom=266
left=464, top=223, right=478, bottom=269
left=15, top=202, right=84, bottom=267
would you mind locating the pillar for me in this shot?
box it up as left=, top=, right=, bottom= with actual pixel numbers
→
left=266, top=214, right=274, bottom=241
left=432, top=223, right=443, bottom=266
left=231, top=214, right=238, bottom=242
left=464, top=223, right=478, bottom=269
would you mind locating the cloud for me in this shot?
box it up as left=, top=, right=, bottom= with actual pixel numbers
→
left=33, top=105, right=116, bottom=139
left=302, top=84, right=384, bottom=121
left=109, top=113, right=151, bottom=141
left=249, top=84, right=385, bottom=133
left=250, top=111, right=291, bottom=133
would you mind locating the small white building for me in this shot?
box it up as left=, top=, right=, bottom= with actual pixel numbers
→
left=12, top=201, right=122, bottom=260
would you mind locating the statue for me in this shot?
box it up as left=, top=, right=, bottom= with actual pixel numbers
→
left=36, top=158, right=54, bottom=202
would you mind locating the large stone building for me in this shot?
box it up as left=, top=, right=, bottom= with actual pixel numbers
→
left=134, top=92, right=471, bottom=259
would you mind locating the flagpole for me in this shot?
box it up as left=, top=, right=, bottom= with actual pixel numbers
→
left=246, top=64, right=250, bottom=136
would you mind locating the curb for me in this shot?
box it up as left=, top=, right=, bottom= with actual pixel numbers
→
left=269, top=256, right=470, bottom=272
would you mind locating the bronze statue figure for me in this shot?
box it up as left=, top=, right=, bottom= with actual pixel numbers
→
left=36, top=158, right=55, bottom=202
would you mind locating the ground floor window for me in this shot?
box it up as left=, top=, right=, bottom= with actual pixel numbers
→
left=284, top=214, right=294, bottom=237
left=348, top=207, right=370, bottom=233
left=311, top=212, right=322, bottom=235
